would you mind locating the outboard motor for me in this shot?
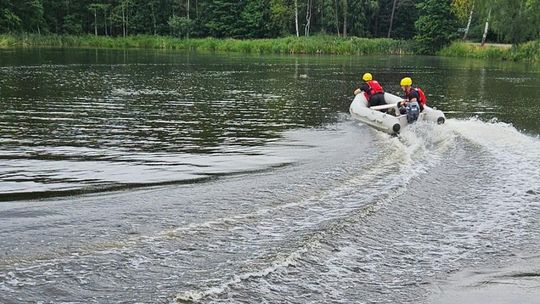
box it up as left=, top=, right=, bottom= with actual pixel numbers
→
left=406, top=101, right=420, bottom=123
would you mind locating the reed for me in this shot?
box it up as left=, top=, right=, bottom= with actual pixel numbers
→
left=0, top=34, right=413, bottom=55
left=4, top=34, right=536, bottom=61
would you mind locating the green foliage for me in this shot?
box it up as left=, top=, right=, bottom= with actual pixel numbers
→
left=526, top=0, right=540, bottom=39
left=390, top=0, right=418, bottom=39
left=0, top=0, right=446, bottom=40
left=438, top=42, right=507, bottom=59
left=439, top=40, right=540, bottom=61
left=0, top=34, right=16, bottom=46
left=0, top=7, right=22, bottom=31
left=63, top=14, right=83, bottom=35
left=199, top=0, right=243, bottom=38
left=1, top=0, right=44, bottom=32
left=347, top=0, right=379, bottom=37
left=414, top=0, right=459, bottom=54
left=268, top=0, right=292, bottom=36
left=168, top=16, right=194, bottom=38
left=511, top=40, right=540, bottom=61
left=239, top=0, right=272, bottom=38
left=487, top=0, right=539, bottom=44
left=451, top=0, right=474, bottom=21
left=0, top=33, right=414, bottom=55
left=0, top=0, right=538, bottom=54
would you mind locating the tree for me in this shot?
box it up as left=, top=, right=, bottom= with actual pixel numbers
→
left=7, top=0, right=45, bottom=33
left=294, top=0, right=299, bottom=36
left=471, top=0, right=539, bottom=44
left=0, top=0, right=536, bottom=43
left=315, top=0, right=336, bottom=35
left=341, top=0, right=347, bottom=36
left=525, top=0, right=540, bottom=40
left=269, top=0, right=292, bottom=36
left=387, top=0, right=398, bottom=37
left=347, top=0, right=378, bottom=37
left=414, top=0, right=459, bottom=54
left=489, top=0, right=535, bottom=44
left=0, top=4, right=22, bottom=32
left=451, top=0, right=475, bottom=40
left=480, top=7, right=490, bottom=45
left=168, top=15, right=193, bottom=38
left=305, top=0, right=313, bottom=36
left=391, top=0, right=418, bottom=39
left=88, top=3, right=101, bottom=36
left=199, top=0, right=243, bottom=38
left=63, top=14, right=83, bottom=34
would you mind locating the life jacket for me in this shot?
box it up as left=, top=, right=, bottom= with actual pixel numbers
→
left=367, top=80, right=384, bottom=95
left=415, top=87, right=427, bottom=106
left=405, top=87, right=427, bottom=107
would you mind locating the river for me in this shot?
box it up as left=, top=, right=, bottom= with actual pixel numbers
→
left=0, top=48, right=539, bottom=303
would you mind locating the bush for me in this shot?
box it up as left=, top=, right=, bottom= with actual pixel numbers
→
left=439, top=40, right=540, bottom=62
left=414, top=0, right=459, bottom=55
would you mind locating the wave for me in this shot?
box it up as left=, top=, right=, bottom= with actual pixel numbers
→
left=169, top=118, right=540, bottom=303
left=448, top=117, right=540, bottom=192
left=2, top=118, right=539, bottom=303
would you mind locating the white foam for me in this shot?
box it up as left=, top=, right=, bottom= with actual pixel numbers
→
left=173, top=250, right=305, bottom=302
left=0, top=282, right=15, bottom=293
left=447, top=117, right=540, bottom=190
left=447, top=117, right=540, bottom=160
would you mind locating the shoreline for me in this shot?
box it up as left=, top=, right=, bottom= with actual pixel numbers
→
left=1, top=34, right=538, bottom=62
left=438, top=41, right=540, bottom=62
left=0, top=34, right=412, bottom=56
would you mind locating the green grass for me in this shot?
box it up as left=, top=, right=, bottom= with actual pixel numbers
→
left=439, top=41, right=540, bottom=62
left=0, top=33, right=413, bottom=55
left=3, top=34, right=537, bottom=61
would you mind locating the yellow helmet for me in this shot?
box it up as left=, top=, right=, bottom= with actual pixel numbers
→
left=362, top=73, right=373, bottom=81
left=400, top=77, right=413, bottom=86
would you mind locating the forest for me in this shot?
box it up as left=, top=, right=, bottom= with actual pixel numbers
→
left=1, top=0, right=539, bottom=54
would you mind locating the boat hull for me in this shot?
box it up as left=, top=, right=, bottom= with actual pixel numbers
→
left=349, top=92, right=445, bottom=135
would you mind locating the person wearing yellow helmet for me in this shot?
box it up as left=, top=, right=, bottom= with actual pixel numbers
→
left=362, top=73, right=373, bottom=82
left=354, top=72, right=387, bottom=109
left=398, top=77, right=427, bottom=122
left=400, top=77, right=413, bottom=87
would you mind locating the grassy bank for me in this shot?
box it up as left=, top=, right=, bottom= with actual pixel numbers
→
left=0, top=34, right=413, bottom=55
left=3, top=34, right=538, bottom=61
left=439, top=40, right=540, bottom=62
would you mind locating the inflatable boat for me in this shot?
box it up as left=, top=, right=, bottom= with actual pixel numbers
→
left=349, top=92, right=445, bottom=135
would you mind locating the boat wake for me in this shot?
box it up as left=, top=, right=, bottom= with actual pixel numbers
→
left=1, top=118, right=539, bottom=304
left=171, top=117, right=540, bottom=303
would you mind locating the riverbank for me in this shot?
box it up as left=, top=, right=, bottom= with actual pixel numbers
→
left=0, top=34, right=412, bottom=56
left=438, top=41, right=540, bottom=62
left=2, top=34, right=539, bottom=62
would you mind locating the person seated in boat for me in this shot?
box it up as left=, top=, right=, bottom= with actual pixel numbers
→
left=398, top=77, right=427, bottom=123
left=353, top=73, right=387, bottom=109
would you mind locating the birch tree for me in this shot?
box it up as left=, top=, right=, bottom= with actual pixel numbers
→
left=305, top=0, right=313, bottom=36
left=451, top=0, right=475, bottom=40
left=89, top=4, right=100, bottom=36
left=295, top=0, right=299, bottom=37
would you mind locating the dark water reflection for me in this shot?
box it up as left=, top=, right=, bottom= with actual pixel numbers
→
left=0, top=53, right=341, bottom=153
left=0, top=48, right=539, bottom=199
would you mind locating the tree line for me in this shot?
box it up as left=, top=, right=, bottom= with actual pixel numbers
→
left=1, top=0, right=539, bottom=50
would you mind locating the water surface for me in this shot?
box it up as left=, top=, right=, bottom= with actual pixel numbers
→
left=0, top=49, right=539, bottom=303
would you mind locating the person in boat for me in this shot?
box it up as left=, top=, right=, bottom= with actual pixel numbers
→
left=398, top=77, right=427, bottom=123
left=353, top=73, right=386, bottom=108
